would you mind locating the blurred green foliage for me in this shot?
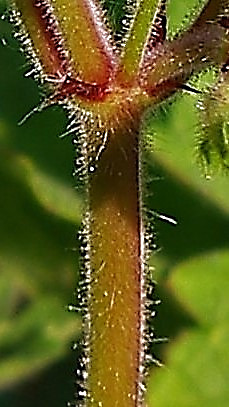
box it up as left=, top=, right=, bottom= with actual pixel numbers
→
left=0, top=0, right=228, bottom=406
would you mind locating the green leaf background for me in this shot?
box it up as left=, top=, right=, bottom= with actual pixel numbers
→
left=0, top=0, right=228, bottom=406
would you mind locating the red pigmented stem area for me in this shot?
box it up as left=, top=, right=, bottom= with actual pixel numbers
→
left=142, top=22, right=228, bottom=100
left=87, top=112, right=144, bottom=406
left=220, top=17, right=229, bottom=29
left=50, top=0, right=115, bottom=85
left=195, top=0, right=229, bottom=26
left=14, top=0, right=115, bottom=88
left=53, top=76, right=111, bottom=103
left=31, top=0, right=69, bottom=77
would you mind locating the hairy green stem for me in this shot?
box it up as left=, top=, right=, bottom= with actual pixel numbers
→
left=85, top=111, right=145, bottom=406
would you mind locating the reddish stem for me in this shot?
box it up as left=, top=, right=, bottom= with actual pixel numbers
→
left=83, top=108, right=146, bottom=407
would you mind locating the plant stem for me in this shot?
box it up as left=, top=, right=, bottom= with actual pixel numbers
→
left=85, top=109, right=145, bottom=406
left=119, top=0, right=159, bottom=83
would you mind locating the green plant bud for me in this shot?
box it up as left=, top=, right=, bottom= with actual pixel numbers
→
left=197, top=72, right=229, bottom=176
